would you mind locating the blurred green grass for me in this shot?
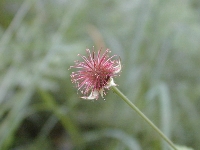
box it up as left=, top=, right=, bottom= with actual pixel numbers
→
left=0, top=0, right=200, bottom=149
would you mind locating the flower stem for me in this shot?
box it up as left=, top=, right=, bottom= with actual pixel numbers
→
left=111, top=86, right=177, bottom=150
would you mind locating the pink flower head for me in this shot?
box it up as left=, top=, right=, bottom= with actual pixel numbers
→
left=70, top=47, right=121, bottom=100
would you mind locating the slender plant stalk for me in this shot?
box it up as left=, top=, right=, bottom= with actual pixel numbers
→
left=111, top=86, right=177, bottom=150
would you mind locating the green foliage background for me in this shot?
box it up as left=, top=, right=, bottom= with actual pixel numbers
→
left=0, top=0, right=200, bottom=149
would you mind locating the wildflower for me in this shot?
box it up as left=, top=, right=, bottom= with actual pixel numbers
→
left=70, top=47, right=121, bottom=100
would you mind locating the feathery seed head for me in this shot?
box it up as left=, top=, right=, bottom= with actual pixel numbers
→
left=70, top=47, right=121, bottom=100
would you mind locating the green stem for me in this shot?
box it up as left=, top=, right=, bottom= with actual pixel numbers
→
left=111, top=86, right=177, bottom=150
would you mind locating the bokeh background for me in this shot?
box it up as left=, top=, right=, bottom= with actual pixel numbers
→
left=0, top=0, right=200, bottom=149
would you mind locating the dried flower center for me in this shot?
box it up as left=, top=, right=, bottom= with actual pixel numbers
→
left=88, top=68, right=111, bottom=90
